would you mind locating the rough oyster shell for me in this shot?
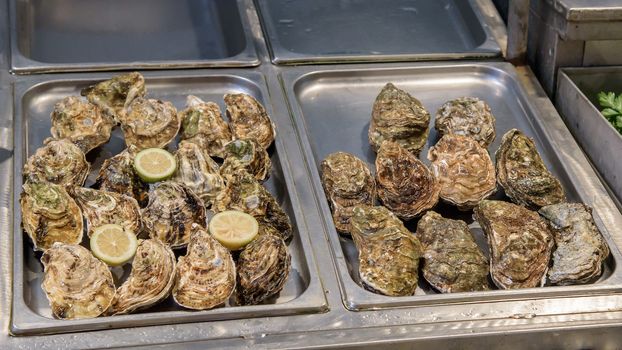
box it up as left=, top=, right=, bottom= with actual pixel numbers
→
left=376, top=141, right=440, bottom=220
left=81, top=72, right=146, bottom=122
left=172, top=141, right=224, bottom=207
left=349, top=205, right=422, bottom=296
left=368, top=83, right=430, bottom=155
left=427, top=134, right=496, bottom=209
left=179, top=95, right=233, bottom=158
left=540, top=203, right=610, bottom=285
left=416, top=211, right=489, bottom=293
left=434, top=97, right=496, bottom=147
left=173, top=224, right=235, bottom=310
left=94, top=145, right=149, bottom=207
left=20, top=182, right=83, bottom=251
left=236, top=234, right=291, bottom=305
left=220, top=139, right=272, bottom=182
left=41, top=243, right=115, bottom=319
left=474, top=200, right=554, bottom=289
left=496, top=129, right=565, bottom=209
left=320, top=152, right=376, bottom=233
left=120, top=97, right=180, bottom=150
left=23, top=139, right=90, bottom=188
left=225, top=93, right=276, bottom=149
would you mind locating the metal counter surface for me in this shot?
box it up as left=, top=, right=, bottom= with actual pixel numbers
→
left=544, top=0, right=622, bottom=22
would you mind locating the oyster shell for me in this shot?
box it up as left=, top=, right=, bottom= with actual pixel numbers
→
left=496, top=129, right=565, bottom=209
left=110, top=239, right=176, bottom=315
left=349, top=205, right=422, bottom=296
left=173, top=224, right=236, bottom=310
left=368, top=83, right=430, bottom=155
left=427, top=134, right=496, bottom=209
left=120, top=97, right=180, bottom=150
left=23, top=139, right=90, bottom=188
left=220, top=139, right=272, bottom=182
left=236, top=234, right=291, bottom=305
left=375, top=141, right=440, bottom=220
left=434, top=97, right=496, bottom=148
left=20, top=181, right=83, bottom=251
left=416, top=211, right=489, bottom=293
left=142, top=181, right=206, bottom=248
left=41, top=243, right=115, bottom=319
left=50, top=96, right=115, bottom=153
left=179, top=95, right=233, bottom=158
left=172, top=141, right=224, bottom=207
left=93, top=145, right=149, bottom=207
left=474, top=200, right=554, bottom=289
left=320, top=152, right=376, bottom=233
left=81, top=72, right=146, bottom=122
left=540, top=203, right=610, bottom=285
left=225, top=93, right=276, bottom=149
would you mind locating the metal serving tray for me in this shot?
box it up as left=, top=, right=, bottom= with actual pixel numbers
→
left=10, top=70, right=327, bottom=336
left=280, top=62, right=622, bottom=310
left=10, top=0, right=260, bottom=74
left=255, top=0, right=501, bottom=65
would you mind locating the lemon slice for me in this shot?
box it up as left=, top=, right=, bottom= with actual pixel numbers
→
left=209, top=210, right=259, bottom=250
left=133, top=148, right=176, bottom=183
left=90, top=224, right=138, bottom=266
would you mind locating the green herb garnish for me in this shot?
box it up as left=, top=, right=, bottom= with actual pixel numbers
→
left=597, top=91, right=622, bottom=132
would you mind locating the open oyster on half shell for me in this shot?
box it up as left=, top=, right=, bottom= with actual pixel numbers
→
left=23, top=139, right=90, bottom=189
left=172, top=141, right=224, bottom=207
left=179, top=95, right=233, bottom=159
left=434, top=97, right=496, bottom=148
left=220, top=139, right=272, bottom=182
left=225, top=93, right=276, bottom=149
left=94, top=145, right=149, bottom=207
left=120, top=97, right=180, bottom=150
left=81, top=72, right=146, bottom=122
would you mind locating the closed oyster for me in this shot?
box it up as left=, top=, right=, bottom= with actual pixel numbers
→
left=41, top=243, right=115, bottom=319
left=368, top=83, right=430, bottom=155
left=474, top=200, right=554, bottom=289
left=120, top=97, right=180, bottom=150
left=173, top=224, right=235, bottom=310
left=179, top=95, right=233, bottom=158
left=236, top=234, right=291, bottom=305
left=110, top=239, right=176, bottom=315
left=81, top=72, right=146, bottom=122
left=20, top=182, right=83, bottom=251
left=540, top=203, right=610, bottom=285
left=349, top=205, right=422, bottom=296
left=427, top=134, right=496, bottom=209
left=94, top=146, right=149, bottom=207
left=225, top=93, right=276, bottom=149
left=220, top=139, right=272, bottom=182
left=416, top=211, right=489, bottom=293
left=376, top=141, right=439, bottom=220
left=172, top=141, right=224, bottom=207
left=142, top=181, right=206, bottom=248
left=435, top=97, right=496, bottom=148
left=50, top=96, right=115, bottom=153
left=71, top=187, right=142, bottom=238
left=23, top=139, right=90, bottom=188
left=496, top=129, right=565, bottom=209
left=320, top=152, right=376, bottom=233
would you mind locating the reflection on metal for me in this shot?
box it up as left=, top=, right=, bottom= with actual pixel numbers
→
left=507, top=0, right=530, bottom=63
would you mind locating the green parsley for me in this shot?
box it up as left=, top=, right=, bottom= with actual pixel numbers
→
left=597, top=91, right=622, bottom=133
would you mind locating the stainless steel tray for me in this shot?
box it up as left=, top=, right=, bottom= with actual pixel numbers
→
left=9, top=0, right=260, bottom=74
left=256, top=0, right=501, bottom=65
left=10, top=70, right=327, bottom=336
left=280, top=62, right=622, bottom=310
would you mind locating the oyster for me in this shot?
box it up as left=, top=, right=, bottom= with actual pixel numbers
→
left=375, top=141, right=440, bottom=220
left=220, top=139, right=272, bottom=182
left=416, top=211, right=489, bottom=293
left=236, top=234, right=291, bottom=305
left=474, top=200, right=554, bottom=289
left=225, top=93, right=276, bottom=149
left=427, top=134, right=496, bottom=209
left=71, top=187, right=142, bottom=238
left=179, top=95, right=233, bottom=158
left=41, top=243, right=115, bottom=319
left=23, top=139, right=90, bottom=188
left=540, top=203, right=610, bottom=285
left=434, top=97, right=496, bottom=148
left=496, top=129, right=565, bottom=209
left=120, top=97, right=180, bottom=150
left=368, top=83, right=430, bottom=155
left=320, top=152, right=376, bottom=233
left=93, top=145, right=149, bottom=207
left=172, top=141, right=224, bottom=207
left=142, top=181, right=206, bottom=248
left=173, top=224, right=236, bottom=310
left=110, top=239, right=176, bottom=314
left=81, top=72, right=146, bottom=122
left=20, top=182, right=83, bottom=251
left=349, top=205, right=422, bottom=296
left=49, top=96, right=115, bottom=153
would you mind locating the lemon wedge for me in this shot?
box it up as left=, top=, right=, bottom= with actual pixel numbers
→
left=90, top=224, right=138, bottom=266
left=209, top=210, right=259, bottom=250
left=133, top=148, right=176, bottom=183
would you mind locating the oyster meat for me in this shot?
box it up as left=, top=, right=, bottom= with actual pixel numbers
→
left=349, top=205, right=422, bottom=296
left=173, top=224, right=236, bottom=310
left=427, top=134, right=496, bottom=209
left=496, top=129, right=565, bottom=209
left=474, top=200, right=554, bottom=289
left=172, top=141, right=224, bottom=207
left=434, top=97, right=496, bottom=148
left=320, top=152, right=376, bottom=233
left=225, top=93, right=276, bottom=149
left=120, top=97, right=180, bottom=150
left=20, top=182, right=83, bottom=251
left=368, top=83, right=430, bottom=155
left=416, top=211, right=489, bottom=293
left=220, top=139, right=272, bottom=182
left=81, top=72, right=146, bottom=122
left=179, top=95, right=233, bottom=158
left=540, top=203, right=610, bottom=285
left=94, top=145, right=149, bottom=207
left=376, top=141, right=440, bottom=220
left=41, top=243, right=115, bottom=319
left=23, top=139, right=90, bottom=188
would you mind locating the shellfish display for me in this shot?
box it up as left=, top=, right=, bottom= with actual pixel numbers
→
left=93, top=145, right=149, bottom=207
left=120, top=97, right=180, bottom=150
left=434, top=97, right=496, bottom=148
left=225, top=93, right=276, bottom=149
left=220, top=139, right=272, bottom=182
left=81, top=71, right=146, bottom=122
left=179, top=95, right=233, bottom=159
left=23, top=139, right=90, bottom=188
left=172, top=141, right=224, bottom=207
